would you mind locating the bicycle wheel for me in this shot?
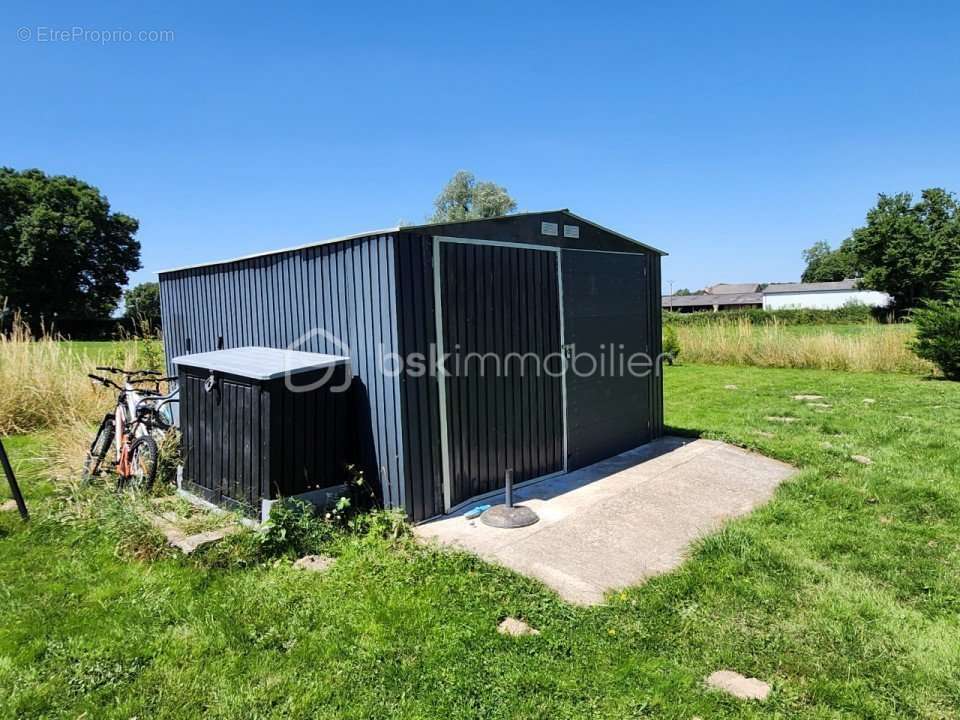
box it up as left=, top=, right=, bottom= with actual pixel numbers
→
left=126, top=435, right=158, bottom=492
left=82, top=415, right=115, bottom=483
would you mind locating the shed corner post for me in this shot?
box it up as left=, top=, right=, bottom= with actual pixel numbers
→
left=431, top=235, right=453, bottom=514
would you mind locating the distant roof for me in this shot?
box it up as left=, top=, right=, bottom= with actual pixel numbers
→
left=705, top=283, right=762, bottom=295
left=662, top=292, right=762, bottom=308
left=158, top=209, right=666, bottom=274
left=172, top=346, right=349, bottom=380
left=763, top=279, right=860, bottom=294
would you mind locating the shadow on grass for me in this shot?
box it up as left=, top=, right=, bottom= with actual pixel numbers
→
left=663, top=425, right=702, bottom=440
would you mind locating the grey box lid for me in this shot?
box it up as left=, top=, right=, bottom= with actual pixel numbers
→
left=172, top=346, right=350, bottom=380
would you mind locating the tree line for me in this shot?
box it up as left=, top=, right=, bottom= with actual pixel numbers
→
left=0, top=168, right=516, bottom=336
left=0, top=168, right=160, bottom=332
left=802, top=188, right=960, bottom=309
left=4, top=165, right=957, bottom=338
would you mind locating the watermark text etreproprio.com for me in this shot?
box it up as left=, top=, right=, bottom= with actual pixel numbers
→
left=17, top=26, right=175, bottom=44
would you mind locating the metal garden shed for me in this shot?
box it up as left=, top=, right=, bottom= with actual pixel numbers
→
left=158, top=210, right=667, bottom=522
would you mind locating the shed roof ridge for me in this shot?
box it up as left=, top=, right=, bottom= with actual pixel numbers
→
left=157, top=210, right=665, bottom=275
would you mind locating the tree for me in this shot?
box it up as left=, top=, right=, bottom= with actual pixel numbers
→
left=0, top=168, right=141, bottom=320
left=848, top=189, right=960, bottom=307
left=673, top=288, right=693, bottom=296
left=911, top=269, right=960, bottom=380
left=429, top=170, right=517, bottom=223
left=124, top=281, right=161, bottom=328
left=801, top=240, right=858, bottom=283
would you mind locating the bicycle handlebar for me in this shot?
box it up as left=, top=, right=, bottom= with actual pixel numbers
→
left=88, top=373, right=122, bottom=390
left=95, top=366, right=161, bottom=376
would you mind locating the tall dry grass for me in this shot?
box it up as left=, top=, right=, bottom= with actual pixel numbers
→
left=0, top=316, right=164, bottom=434
left=674, top=319, right=935, bottom=374
left=0, top=320, right=107, bottom=434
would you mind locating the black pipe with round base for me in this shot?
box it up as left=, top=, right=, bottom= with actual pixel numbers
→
left=481, top=469, right=539, bottom=529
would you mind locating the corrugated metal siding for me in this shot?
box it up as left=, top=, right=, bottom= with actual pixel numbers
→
left=394, top=233, right=444, bottom=521
left=649, top=255, right=665, bottom=437
left=562, top=250, right=652, bottom=469
left=270, top=368, right=353, bottom=498
left=394, top=228, right=664, bottom=521
left=178, top=367, right=352, bottom=513
left=159, top=235, right=405, bottom=510
left=439, top=241, right=564, bottom=508
left=179, top=371, right=267, bottom=511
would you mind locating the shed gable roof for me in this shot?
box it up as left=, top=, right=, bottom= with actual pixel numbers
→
left=158, top=210, right=664, bottom=275
left=402, top=209, right=666, bottom=256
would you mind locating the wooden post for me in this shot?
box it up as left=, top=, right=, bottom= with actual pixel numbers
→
left=0, top=438, right=28, bottom=521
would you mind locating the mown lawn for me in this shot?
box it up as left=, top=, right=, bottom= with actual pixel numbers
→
left=62, top=339, right=143, bottom=363
left=1, top=364, right=958, bottom=719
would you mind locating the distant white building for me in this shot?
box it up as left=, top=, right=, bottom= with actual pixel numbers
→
left=762, top=280, right=891, bottom=310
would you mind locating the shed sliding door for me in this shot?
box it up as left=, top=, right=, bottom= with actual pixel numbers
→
left=437, top=241, right=564, bottom=510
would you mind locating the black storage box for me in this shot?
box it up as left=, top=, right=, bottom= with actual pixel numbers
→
left=173, top=347, right=353, bottom=519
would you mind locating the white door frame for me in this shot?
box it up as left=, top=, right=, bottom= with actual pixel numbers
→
left=432, top=235, right=569, bottom=513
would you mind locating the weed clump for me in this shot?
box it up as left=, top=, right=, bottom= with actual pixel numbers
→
left=662, top=325, right=681, bottom=365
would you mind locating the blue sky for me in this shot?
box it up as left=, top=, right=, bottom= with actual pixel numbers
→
left=3, top=1, right=959, bottom=295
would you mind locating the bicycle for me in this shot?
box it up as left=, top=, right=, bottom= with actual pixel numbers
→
left=83, top=366, right=179, bottom=491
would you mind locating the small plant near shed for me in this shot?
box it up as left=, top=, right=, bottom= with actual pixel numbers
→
left=111, top=321, right=166, bottom=373
left=911, top=269, right=960, bottom=380
left=349, top=507, right=410, bottom=541
left=662, top=325, right=681, bottom=365
left=259, top=499, right=336, bottom=558
left=258, top=495, right=409, bottom=560
left=154, top=429, right=181, bottom=489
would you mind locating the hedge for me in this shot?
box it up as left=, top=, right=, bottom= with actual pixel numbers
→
left=662, top=304, right=888, bottom=326
left=0, top=315, right=150, bottom=340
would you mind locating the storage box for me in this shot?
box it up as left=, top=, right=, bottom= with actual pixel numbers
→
left=173, top=347, right=353, bottom=519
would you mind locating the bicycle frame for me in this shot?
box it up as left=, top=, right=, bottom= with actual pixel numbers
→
left=88, top=369, right=179, bottom=481
left=114, top=381, right=152, bottom=478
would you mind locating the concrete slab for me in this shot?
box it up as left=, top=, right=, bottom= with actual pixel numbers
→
left=415, top=437, right=796, bottom=605
left=145, top=512, right=242, bottom=555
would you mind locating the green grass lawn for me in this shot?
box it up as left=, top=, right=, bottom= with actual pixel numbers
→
left=62, top=339, right=143, bottom=363
left=1, top=364, right=959, bottom=718
left=0, top=434, right=48, bottom=503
